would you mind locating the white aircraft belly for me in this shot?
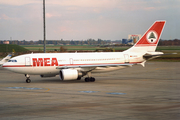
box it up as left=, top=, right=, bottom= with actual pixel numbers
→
left=8, top=66, right=59, bottom=75
left=32, top=66, right=59, bottom=75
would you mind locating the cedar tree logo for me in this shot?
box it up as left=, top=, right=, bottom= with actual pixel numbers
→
left=146, top=31, right=158, bottom=43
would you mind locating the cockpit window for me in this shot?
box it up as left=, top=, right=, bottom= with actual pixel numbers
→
left=8, top=60, right=17, bottom=62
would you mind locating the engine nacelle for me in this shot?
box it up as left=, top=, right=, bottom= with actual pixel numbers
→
left=59, top=69, right=79, bottom=80
left=40, top=74, right=56, bottom=78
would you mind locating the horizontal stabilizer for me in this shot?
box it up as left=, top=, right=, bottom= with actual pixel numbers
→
left=143, top=52, right=177, bottom=60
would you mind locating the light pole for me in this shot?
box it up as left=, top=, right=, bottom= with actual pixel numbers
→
left=43, top=0, right=46, bottom=53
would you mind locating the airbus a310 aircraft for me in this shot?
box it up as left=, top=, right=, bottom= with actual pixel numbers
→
left=3, top=21, right=166, bottom=83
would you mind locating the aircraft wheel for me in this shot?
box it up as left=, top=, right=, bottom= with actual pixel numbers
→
left=26, top=79, right=31, bottom=83
left=85, top=77, right=90, bottom=82
left=90, top=77, right=95, bottom=82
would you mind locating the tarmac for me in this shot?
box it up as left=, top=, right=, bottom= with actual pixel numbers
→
left=0, top=62, right=180, bottom=120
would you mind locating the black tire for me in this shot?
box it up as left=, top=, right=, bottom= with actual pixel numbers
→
left=85, top=77, right=90, bottom=82
left=26, top=79, right=31, bottom=83
left=90, top=77, right=95, bottom=82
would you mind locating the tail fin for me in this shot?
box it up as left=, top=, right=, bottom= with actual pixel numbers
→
left=1, top=54, right=12, bottom=62
left=126, top=21, right=166, bottom=52
left=0, top=54, right=12, bottom=66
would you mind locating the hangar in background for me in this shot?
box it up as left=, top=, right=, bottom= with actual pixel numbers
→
left=128, top=34, right=141, bottom=45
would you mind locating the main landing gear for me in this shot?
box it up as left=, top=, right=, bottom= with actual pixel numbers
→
left=84, top=72, right=95, bottom=82
left=85, top=77, right=95, bottom=82
left=25, top=74, right=31, bottom=83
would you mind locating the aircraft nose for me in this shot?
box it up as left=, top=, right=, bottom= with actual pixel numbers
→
left=2, top=62, right=11, bottom=69
left=2, top=62, right=17, bottom=73
left=2, top=62, right=7, bottom=66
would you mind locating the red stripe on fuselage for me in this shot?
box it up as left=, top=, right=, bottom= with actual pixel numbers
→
left=3, top=65, right=32, bottom=67
left=3, top=62, right=141, bottom=68
left=58, top=62, right=139, bottom=66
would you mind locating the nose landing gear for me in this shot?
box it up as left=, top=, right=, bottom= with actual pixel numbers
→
left=25, top=74, right=31, bottom=83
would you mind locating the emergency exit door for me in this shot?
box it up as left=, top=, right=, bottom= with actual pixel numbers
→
left=25, top=57, right=31, bottom=66
left=69, top=58, right=73, bottom=65
left=124, top=54, right=129, bottom=63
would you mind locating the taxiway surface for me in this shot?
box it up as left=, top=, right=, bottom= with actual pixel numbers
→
left=0, top=62, right=180, bottom=120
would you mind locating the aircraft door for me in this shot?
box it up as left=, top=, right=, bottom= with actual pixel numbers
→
left=25, top=57, right=31, bottom=66
left=69, top=58, right=73, bottom=65
left=124, top=54, right=129, bottom=63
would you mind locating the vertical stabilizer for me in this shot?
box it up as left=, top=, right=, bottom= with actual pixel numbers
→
left=0, top=54, right=12, bottom=66
left=125, top=21, right=166, bottom=52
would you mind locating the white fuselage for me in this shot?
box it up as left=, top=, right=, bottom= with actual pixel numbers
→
left=3, top=51, right=144, bottom=75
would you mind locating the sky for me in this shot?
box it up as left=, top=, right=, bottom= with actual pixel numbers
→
left=0, top=0, right=180, bottom=41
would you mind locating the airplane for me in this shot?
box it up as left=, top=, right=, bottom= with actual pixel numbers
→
left=0, top=54, right=12, bottom=67
left=3, top=21, right=166, bottom=83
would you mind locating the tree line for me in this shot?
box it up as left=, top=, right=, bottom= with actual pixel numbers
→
left=158, top=39, right=180, bottom=46
left=0, top=39, right=110, bottom=45
left=0, top=39, right=180, bottom=46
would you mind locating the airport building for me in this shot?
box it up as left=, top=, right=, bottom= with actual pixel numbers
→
left=3, top=41, right=9, bottom=44
left=128, top=34, right=141, bottom=44
left=122, top=39, right=128, bottom=44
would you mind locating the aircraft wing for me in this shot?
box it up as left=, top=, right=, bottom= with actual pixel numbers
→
left=56, top=63, right=133, bottom=69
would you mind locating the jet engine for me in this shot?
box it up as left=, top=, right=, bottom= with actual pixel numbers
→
left=59, top=69, right=81, bottom=80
